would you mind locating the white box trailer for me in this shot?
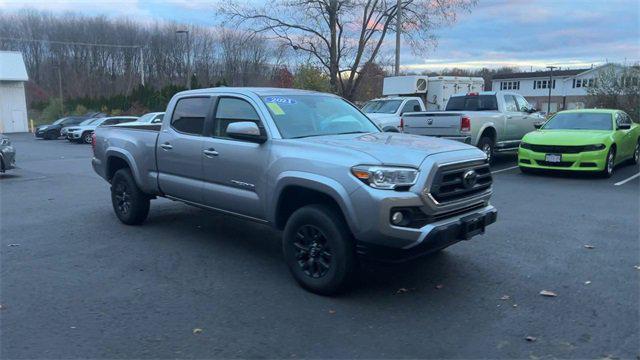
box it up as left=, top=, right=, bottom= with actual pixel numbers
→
left=381, top=75, right=485, bottom=111
left=425, top=76, right=485, bottom=111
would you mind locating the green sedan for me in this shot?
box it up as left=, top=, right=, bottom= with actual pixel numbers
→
left=518, top=109, right=640, bottom=177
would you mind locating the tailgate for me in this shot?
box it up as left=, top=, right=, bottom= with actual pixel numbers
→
left=402, top=112, right=462, bottom=137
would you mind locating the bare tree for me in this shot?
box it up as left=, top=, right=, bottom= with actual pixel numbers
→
left=587, top=64, right=640, bottom=120
left=221, top=0, right=476, bottom=99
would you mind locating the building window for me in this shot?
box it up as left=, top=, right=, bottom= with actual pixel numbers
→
left=500, top=81, right=520, bottom=90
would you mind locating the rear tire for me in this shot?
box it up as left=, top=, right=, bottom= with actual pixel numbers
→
left=601, top=147, right=615, bottom=178
left=478, top=136, right=495, bottom=164
left=111, top=168, right=150, bottom=225
left=282, top=204, right=356, bottom=295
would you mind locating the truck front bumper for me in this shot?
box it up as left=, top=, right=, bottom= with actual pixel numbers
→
left=348, top=184, right=496, bottom=262
left=357, top=208, right=497, bottom=262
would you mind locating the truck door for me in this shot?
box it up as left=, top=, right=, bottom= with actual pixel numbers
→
left=503, top=94, right=525, bottom=142
left=514, top=95, right=538, bottom=140
left=156, top=96, right=212, bottom=203
left=200, top=95, right=269, bottom=220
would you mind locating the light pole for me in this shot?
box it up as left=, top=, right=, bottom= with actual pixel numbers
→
left=546, top=65, right=557, bottom=114
left=395, top=0, right=402, bottom=76
left=176, top=29, right=191, bottom=90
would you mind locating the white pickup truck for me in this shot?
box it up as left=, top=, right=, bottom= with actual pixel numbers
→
left=401, top=91, right=545, bottom=162
left=361, top=97, right=426, bottom=131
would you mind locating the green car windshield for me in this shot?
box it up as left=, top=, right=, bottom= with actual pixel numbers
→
left=543, top=112, right=613, bottom=131
left=261, top=95, right=379, bottom=139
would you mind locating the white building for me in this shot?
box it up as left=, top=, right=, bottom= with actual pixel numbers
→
left=0, top=51, right=29, bottom=133
left=491, top=64, right=628, bottom=113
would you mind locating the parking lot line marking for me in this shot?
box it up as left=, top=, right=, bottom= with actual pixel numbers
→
left=614, top=172, right=640, bottom=186
left=492, top=165, right=519, bottom=174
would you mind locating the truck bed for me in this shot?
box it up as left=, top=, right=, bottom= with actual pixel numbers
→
left=402, top=111, right=465, bottom=137
left=92, top=124, right=161, bottom=195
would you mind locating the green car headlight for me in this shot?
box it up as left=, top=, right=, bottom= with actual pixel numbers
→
left=582, top=144, right=606, bottom=152
left=520, top=142, right=532, bottom=149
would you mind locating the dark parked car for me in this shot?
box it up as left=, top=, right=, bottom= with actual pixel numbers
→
left=35, top=113, right=106, bottom=140
left=0, top=134, right=16, bottom=172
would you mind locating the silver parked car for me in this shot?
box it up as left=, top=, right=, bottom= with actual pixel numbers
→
left=66, top=116, right=138, bottom=144
left=0, top=134, right=16, bottom=172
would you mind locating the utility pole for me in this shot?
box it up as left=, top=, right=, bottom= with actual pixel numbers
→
left=395, top=0, right=401, bottom=76
left=177, top=29, right=191, bottom=90
left=546, top=65, right=557, bottom=114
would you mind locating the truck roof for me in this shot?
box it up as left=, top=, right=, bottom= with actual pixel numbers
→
left=174, top=87, right=337, bottom=98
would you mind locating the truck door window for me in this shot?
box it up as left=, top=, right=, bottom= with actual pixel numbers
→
left=515, top=96, right=530, bottom=112
left=503, top=95, right=518, bottom=112
left=171, top=97, right=210, bottom=135
left=401, top=100, right=420, bottom=114
left=214, top=97, right=263, bottom=139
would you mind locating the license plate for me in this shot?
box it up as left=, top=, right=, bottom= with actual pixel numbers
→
left=545, top=154, right=562, bottom=163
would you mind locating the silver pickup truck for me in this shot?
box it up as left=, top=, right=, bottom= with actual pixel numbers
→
left=92, top=87, right=497, bottom=294
left=401, top=91, right=545, bottom=162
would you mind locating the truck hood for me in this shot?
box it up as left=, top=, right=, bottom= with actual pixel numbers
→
left=300, top=132, right=479, bottom=166
left=523, top=130, right=611, bottom=145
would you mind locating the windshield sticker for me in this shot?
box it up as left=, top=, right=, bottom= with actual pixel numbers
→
left=265, top=96, right=297, bottom=105
left=267, top=102, right=285, bottom=115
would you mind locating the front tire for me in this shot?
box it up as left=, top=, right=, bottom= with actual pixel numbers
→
left=282, top=204, right=356, bottom=295
left=478, top=137, right=495, bottom=164
left=601, top=147, right=616, bottom=178
left=111, top=168, right=150, bottom=225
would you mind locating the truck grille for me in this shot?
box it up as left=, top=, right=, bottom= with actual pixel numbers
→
left=428, top=160, right=492, bottom=203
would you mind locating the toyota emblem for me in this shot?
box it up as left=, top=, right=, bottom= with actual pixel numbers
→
left=462, top=169, right=478, bottom=189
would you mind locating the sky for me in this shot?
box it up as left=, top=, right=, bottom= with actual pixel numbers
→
left=1, top=0, right=639, bottom=71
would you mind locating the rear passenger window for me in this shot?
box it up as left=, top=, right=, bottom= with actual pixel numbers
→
left=171, top=97, right=210, bottom=135
left=102, top=119, right=119, bottom=125
left=214, top=97, right=263, bottom=139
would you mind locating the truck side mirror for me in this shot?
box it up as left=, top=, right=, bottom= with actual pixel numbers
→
left=226, top=122, right=267, bottom=143
left=617, top=123, right=631, bottom=130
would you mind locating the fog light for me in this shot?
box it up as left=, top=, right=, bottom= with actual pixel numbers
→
left=391, top=211, right=404, bottom=225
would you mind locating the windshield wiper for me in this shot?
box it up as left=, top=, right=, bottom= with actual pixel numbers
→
left=335, top=131, right=369, bottom=135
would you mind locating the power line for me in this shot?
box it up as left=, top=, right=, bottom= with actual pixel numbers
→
left=0, top=37, right=141, bottom=49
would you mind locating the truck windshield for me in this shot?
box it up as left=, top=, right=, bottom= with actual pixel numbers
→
left=445, top=95, right=498, bottom=111
left=542, top=112, right=613, bottom=131
left=361, top=100, right=403, bottom=114
left=261, top=95, right=380, bottom=139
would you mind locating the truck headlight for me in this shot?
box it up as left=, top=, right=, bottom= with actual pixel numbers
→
left=351, top=165, right=419, bottom=190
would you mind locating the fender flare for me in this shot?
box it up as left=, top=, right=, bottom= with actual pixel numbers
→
left=104, top=148, right=143, bottom=187
left=269, top=171, right=360, bottom=235
left=476, top=123, right=497, bottom=146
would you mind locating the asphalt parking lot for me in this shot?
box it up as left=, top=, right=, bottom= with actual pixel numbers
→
left=1, top=133, right=638, bottom=359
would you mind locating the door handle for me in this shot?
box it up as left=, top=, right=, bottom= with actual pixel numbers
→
left=160, top=143, right=173, bottom=150
left=203, top=148, right=219, bottom=157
